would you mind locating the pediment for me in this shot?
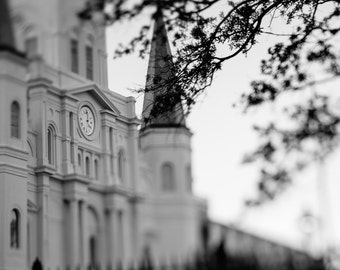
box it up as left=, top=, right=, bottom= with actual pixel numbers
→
left=68, top=84, right=121, bottom=116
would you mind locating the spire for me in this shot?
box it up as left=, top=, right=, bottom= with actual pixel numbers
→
left=0, top=0, right=17, bottom=52
left=142, top=10, right=186, bottom=129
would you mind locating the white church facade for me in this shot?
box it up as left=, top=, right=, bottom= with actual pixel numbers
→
left=0, top=0, right=207, bottom=269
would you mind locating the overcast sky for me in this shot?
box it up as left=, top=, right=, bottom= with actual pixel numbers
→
left=105, top=14, right=340, bottom=254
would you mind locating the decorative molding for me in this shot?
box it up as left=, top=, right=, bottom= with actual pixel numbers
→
left=27, top=199, right=39, bottom=213
left=68, top=83, right=121, bottom=116
left=0, top=163, right=27, bottom=177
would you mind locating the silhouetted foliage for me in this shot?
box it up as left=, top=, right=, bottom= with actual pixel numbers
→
left=79, top=0, right=340, bottom=203
left=139, top=246, right=153, bottom=270
left=142, top=242, right=326, bottom=270
left=201, top=239, right=326, bottom=270
left=32, top=258, right=43, bottom=270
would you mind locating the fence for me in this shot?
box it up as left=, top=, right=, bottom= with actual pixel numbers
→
left=31, top=251, right=326, bottom=270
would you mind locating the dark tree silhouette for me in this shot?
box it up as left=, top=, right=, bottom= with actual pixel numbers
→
left=79, top=0, right=340, bottom=203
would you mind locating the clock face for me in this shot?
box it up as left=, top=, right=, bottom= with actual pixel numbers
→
left=79, top=106, right=95, bottom=136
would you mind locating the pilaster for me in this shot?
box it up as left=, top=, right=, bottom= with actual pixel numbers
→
left=128, top=124, right=139, bottom=191
left=61, top=109, right=72, bottom=174
left=102, top=125, right=111, bottom=184
left=70, top=112, right=77, bottom=172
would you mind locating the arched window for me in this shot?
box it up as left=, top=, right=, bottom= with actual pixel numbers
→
left=47, top=126, right=56, bottom=165
left=85, top=156, right=90, bottom=176
left=94, top=159, right=99, bottom=179
left=11, top=101, right=20, bottom=138
left=10, top=209, right=20, bottom=249
left=118, top=150, right=125, bottom=182
left=162, top=163, right=175, bottom=191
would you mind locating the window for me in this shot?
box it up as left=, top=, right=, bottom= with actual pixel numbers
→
left=78, top=153, right=82, bottom=167
left=162, top=163, right=175, bottom=191
left=94, top=159, right=99, bottom=179
left=47, top=127, right=55, bottom=164
left=25, top=37, right=38, bottom=59
left=47, top=126, right=56, bottom=164
left=109, top=128, right=114, bottom=175
left=10, top=209, right=20, bottom=249
left=69, top=112, right=74, bottom=136
left=86, top=46, right=93, bottom=80
left=85, top=156, right=90, bottom=176
left=118, top=150, right=124, bottom=182
left=109, top=127, right=113, bottom=152
left=11, top=101, right=20, bottom=138
left=70, top=39, right=79, bottom=73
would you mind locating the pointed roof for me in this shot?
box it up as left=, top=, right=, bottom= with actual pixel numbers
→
left=141, top=11, right=186, bottom=129
left=0, top=0, right=17, bottom=52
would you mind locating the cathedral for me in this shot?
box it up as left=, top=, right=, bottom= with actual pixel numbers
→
left=0, top=0, right=207, bottom=269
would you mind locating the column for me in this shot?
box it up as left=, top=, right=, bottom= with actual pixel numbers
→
left=80, top=200, right=89, bottom=269
left=130, top=202, right=140, bottom=263
left=106, top=208, right=116, bottom=269
left=123, top=208, right=132, bottom=265
left=116, top=210, right=124, bottom=267
left=69, top=199, right=80, bottom=269
left=37, top=174, right=50, bottom=268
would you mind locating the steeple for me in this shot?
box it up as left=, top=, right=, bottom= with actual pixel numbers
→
left=142, top=10, right=186, bottom=128
left=0, top=0, right=17, bottom=52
